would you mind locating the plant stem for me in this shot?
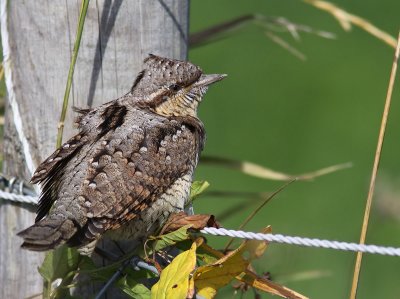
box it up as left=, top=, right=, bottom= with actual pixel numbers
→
left=224, top=179, right=296, bottom=252
left=349, top=30, right=400, bottom=299
left=56, top=0, right=90, bottom=148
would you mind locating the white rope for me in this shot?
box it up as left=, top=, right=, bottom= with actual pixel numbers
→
left=201, top=227, right=400, bottom=257
left=1, top=190, right=399, bottom=257
left=0, top=190, right=38, bottom=204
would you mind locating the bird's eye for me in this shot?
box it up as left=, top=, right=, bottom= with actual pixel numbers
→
left=169, top=84, right=181, bottom=91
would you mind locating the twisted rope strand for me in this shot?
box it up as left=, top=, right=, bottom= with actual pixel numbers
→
left=1, top=191, right=399, bottom=257
left=201, top=227, right=400, bottom=256
left=0, top=189, right=38, bottom=204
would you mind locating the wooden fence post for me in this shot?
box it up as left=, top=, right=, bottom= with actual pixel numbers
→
left=0, top=1, right=189, bottom=297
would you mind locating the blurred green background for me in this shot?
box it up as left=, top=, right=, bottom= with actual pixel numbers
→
left=189, top=1, right=400, bottom=298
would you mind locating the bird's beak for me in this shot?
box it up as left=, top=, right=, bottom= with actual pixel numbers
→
left=194, top=74, right=227, bottom=87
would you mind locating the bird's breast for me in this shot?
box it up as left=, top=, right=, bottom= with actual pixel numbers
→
left=105, top=172, right=193, bottom=240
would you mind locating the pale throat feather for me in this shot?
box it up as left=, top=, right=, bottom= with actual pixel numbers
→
left=155, top=94, right=199, bottom=117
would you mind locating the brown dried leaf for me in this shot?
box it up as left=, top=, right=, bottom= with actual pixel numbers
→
left=239, top=270, right=309, bottom=299
left=187, top=276, right=195, bottom=299
left=161, top=212, right=220, bottom=235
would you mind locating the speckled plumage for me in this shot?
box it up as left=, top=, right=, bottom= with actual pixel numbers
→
left=18, top=55, right=226, bottom=254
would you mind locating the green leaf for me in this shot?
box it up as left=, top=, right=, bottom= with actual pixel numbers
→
left=76, top=255, right=113, bottom=282
left=77, top=255, right=96, bottom=272
left=80, top=262, right=121, bottom=282
left=151, top=242, right=197, bottom=299
left=38, top=246, right=80, bottom=282
left=152, top=225, right=192, bottom=252
left=79, top=254, right=156, bottom=284
left=117, top=276, right=151, bottom=299
left=196, top=247, right=219, bottom=265
left=39, top=246, right=81, bottom=298
left=190, top=180, right=210, bottom=200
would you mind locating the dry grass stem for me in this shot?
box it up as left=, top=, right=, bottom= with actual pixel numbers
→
left=297, top=162, right=352, bottom=180
left=0, top=63, right=4, bottom=81
left=349, top=31, right=400, bottom=299
left=304, top=0, right=396, bottom=48
left=201, top=156, right=351, bottom=181
left=258, top=15, right=336, bottom=40
left=190, top=13, right=335, bottom=49
left=207, top=191, right=271, bottom=222
left=265, top=31, right=307, bottom=61
left=224, top=179, right=296, bottom=252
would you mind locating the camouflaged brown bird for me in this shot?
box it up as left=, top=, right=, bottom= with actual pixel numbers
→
left=18, top=54, right=226, bottom=255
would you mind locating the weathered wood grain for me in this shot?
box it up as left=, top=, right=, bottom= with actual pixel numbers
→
left=0, top=1, right=188, bottom=297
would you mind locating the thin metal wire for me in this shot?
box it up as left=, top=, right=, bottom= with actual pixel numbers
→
left=94, top=260, right=130, bottom=299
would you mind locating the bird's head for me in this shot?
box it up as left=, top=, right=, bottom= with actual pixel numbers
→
left=131, top=54, right=226, bottom=118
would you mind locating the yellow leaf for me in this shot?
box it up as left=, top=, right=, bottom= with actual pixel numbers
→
left=194, top=226, right=271, bottom=298
left=194, top=241, right=250, bottom=298
left=151, top=242, right=197, bottom=299
left=195, top=227, right=308, bottom=299
left=242, top=226, right=271, bottom=260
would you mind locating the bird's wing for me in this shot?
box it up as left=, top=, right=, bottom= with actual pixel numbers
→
left=76, top=111, right=204, bottom=242
left=32, top=133, right=89, bottom=221
left=31, top=102, right=125, bottom=222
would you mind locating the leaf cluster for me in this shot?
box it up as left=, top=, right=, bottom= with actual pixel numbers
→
left=38, top=181, right=307, bottom=299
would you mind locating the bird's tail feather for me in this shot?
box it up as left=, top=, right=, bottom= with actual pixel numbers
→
left=17, top=216, right=78, bottom=251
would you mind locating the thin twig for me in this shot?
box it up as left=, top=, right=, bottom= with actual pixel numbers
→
left=56, top=0, right=90, bottom=147
left=224, top=179, right=297, bottom=252
left=349, top=30, right=400, bottom=299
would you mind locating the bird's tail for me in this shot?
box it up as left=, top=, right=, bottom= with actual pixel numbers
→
left=17, top=216, right=78, bottom=251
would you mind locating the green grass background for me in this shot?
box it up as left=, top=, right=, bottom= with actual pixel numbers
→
left=189, top=1, right=400, bottom=298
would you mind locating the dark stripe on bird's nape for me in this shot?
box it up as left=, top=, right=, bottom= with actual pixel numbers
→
left=97, top=103, right=128, bottom=140
left=130, top=70, right=145, bottom=93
